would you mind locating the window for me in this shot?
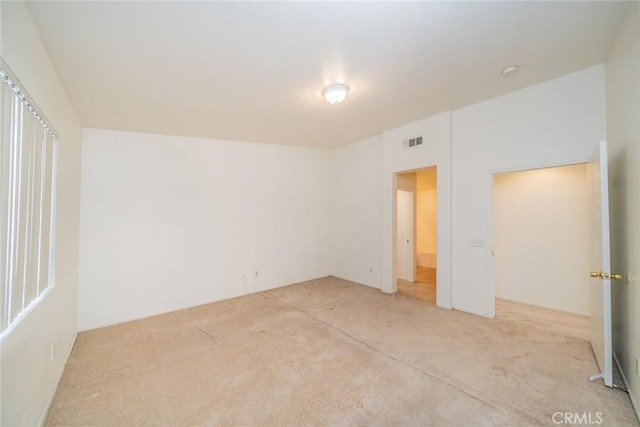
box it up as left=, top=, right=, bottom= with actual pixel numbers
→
left=0, top=60, right=57, bottom=339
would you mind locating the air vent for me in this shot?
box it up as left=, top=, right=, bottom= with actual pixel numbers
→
left=402, top=136, right=423, bottom=149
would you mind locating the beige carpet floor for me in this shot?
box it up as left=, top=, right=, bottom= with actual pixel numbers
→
left=46, top=277, right=638, bottom=426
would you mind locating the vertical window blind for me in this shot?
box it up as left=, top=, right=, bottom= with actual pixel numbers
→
left=0, top=60, right=57, bottom=339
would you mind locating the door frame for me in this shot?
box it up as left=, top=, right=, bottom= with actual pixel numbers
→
left=391, top=166, right=441, bottom=296
left=487, top=157, right=589, bottom=318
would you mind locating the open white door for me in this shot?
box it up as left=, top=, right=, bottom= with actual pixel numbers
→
left=396, top=190, right=414, bottom=282
left=587, top=140, right=619, bottom=388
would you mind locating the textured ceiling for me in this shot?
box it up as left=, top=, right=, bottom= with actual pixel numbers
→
left=26, top=1, right=630, bottom=148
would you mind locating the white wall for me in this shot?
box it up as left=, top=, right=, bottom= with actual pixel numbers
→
left=606, top=2, right=640, bottom=416
left=381, top=112, right=453, bottom=308
left=331, top=135, right=382, bottom=288
left=493, top=164, right=590, bottom=315
left=451, top=65, right=607, bottom=317
left=79, top=129, right=333, bottom=330
left=0, top=3, right=82, bottom=426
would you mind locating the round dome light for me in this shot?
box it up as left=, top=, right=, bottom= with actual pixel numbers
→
left=322, top=84, right=349, bottom=104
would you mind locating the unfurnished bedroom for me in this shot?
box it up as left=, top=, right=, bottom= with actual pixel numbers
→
left=1, top=1, right=639, bottom=426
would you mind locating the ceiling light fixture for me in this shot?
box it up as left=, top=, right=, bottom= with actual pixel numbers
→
left=501, top=65, right=519, bottom=76
left=322, top=83, right=349, bottom=104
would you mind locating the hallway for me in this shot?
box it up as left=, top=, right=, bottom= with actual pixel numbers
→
left=397, top=266, right=436, bottom=304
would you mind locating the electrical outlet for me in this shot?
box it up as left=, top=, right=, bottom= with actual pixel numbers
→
left=50, top=344, right=56, bottom=362
left=369, top=267, right=373, bottom=274
left=470, top=238, right=485, bottom=247
left=254, top=271, right=259, bottom=277
left=636, top=357, right=639, bottom=376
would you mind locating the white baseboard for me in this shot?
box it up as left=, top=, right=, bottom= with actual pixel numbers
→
left=37, top=331, right=78, bottom=427
left=613, top=352, right=639, bottom=421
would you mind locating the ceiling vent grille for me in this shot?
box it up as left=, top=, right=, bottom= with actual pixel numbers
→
left=402, top=136, right=423, bottom=149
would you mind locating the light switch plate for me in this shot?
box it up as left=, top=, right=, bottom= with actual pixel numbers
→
left=470, top=238, right=485, bottom=247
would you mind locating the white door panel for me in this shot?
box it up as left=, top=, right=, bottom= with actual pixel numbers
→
left=588, top=140, right=613, bottom=387
left=397, top=190, right=414, bottom=281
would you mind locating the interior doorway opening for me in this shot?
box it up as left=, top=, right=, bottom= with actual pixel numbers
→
left=396, top=167, right=437, bottom=304
left=491, top=163, right=590, bottom=339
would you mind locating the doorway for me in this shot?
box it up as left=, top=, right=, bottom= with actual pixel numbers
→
left=491, top=163, right=590, bottom=336
left=396, top=167, right=437, bottom=304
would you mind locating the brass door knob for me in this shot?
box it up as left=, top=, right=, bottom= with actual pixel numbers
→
left=590, top=271, right=624, bottom=280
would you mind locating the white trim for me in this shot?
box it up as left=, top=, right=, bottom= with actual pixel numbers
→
left=486, top=172, right=495, bottom=318
left=0, top=285, right=53, bottom=343
left=489, top=156, right=590, bottom=176
left=442, top=113, right=453, bottom=310
left=387, top=173, right=398, bottom=293
left=36, top=332, right=78, bottom=427
left=390, top=166, right=449, bottom=308
left=613, top=352, right=640, bottom=421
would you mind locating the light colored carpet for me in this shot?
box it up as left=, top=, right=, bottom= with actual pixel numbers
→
left=46, top=277, right=638, bottom=426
